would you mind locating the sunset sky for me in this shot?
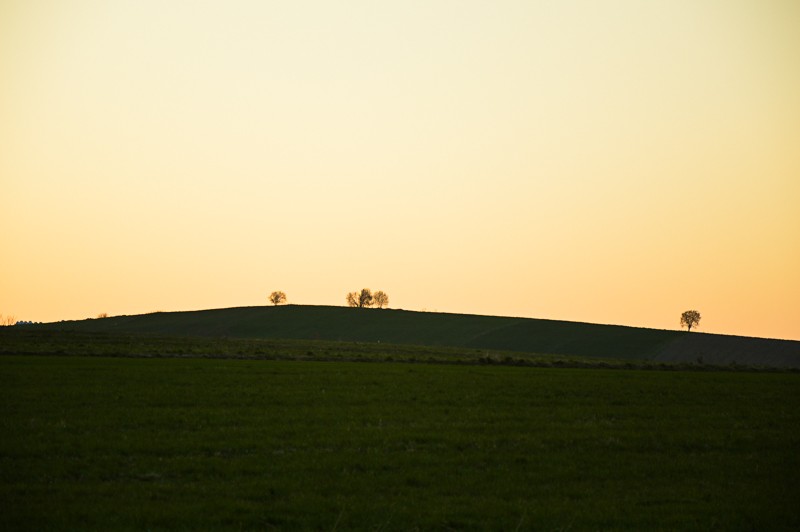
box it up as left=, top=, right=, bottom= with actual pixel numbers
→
left=2, top=1, right=798, bottom=340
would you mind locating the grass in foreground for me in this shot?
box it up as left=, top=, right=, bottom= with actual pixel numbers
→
left=0, top=328, right=784, bottom=371
left=1, top=355, right=799, bottom=530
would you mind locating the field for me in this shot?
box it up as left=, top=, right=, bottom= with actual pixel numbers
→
left=0, top=329, right=725, bottom=370
left=2, top=331, right=799, bottom=530
left=31, top=305, right=800, bottom=368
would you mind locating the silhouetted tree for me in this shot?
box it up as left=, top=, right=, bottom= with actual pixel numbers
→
left=269, top=291, right=287, bottom=305
left=1, top=314, right=16, bottom=326
left=680, top=310, right=701, bottom=332
left=346, top=288, right=373, bottom=308
left=373, top=291, right=389, bottom=309
left=97, top=313, right=109, bottom=319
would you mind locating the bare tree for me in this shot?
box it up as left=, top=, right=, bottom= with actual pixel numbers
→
left=358, top=288, right=374, bottom=307
left=97, top=313, right=109, bottom=319
left=680, top=310, right=701, bottom=332
left=269, top=291, right=287, bottom=306
left=346, top=292, right=358, bottom=307
left=1, top=314, right=16, bottom=326
left=346, top=288, right=373, bottom=308
left=373, top=291, right=389, bottom=309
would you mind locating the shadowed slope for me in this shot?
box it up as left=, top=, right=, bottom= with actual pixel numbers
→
left=33, top=305, right=800, bottom=367
left=655, top=333, right=800, bottom=368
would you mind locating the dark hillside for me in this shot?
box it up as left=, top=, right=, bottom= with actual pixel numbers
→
left=466, top=319, right=679, bottom=359
left=30, top=305, right=800, bottom=367
left=34, top=305, right=677, bottom=358
left=655, top=332, right=800, bottom=368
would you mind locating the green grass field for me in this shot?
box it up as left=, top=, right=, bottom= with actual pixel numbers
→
left=28, top=305, right=681, bottom=359
left=0, top=328, right=720, bottom=370
left=2, top=349, right=799, bottom=530
left=31, top=305, right=800, bottom=368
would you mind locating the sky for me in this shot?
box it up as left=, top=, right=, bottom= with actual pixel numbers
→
left=1, top=0, right=799, bottom=340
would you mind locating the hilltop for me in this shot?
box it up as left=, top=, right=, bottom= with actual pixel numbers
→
left=30, top=305, right=800, bottom=368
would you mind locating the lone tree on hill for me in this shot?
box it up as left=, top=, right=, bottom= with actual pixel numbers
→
left=346, top=288, right=374, bottom=308
left=680, top=310, right=701, bottom=332
left=269, top=291, right=287, bottom=305
left=373, top=290, right=389, bottom=309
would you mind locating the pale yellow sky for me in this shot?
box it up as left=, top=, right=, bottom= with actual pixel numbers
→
left=2, top=1, right=799, bottom=340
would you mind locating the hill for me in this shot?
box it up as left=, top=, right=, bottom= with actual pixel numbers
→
left=30, top=305, right=800, bottom=368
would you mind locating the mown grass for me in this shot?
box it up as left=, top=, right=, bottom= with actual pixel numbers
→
left=2, top=354, right=799, bottom=530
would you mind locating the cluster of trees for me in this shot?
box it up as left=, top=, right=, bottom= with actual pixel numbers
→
left=346, top=288, right=389, bottom=309
left=267, top=289, right=390, bottom=309
left=0, top=314, right=16, bottom=326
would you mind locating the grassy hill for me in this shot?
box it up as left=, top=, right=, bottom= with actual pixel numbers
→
left=31, top=305, right=800, bottom=368
left=5, top=308, right=800, bottom=528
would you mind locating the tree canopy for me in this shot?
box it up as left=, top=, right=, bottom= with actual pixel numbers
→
left=346, top=288, right=389, bottom=308
left=269, top=291, right=287, bottom=306
left=373, top=291, right=389, bottom=309
left=346, top=288, right=374, bottom=308
left=680, top=310, right=701, bottom=332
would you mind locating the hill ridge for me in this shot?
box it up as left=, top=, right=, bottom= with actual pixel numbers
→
left=31, top=304, right=800, bottom=368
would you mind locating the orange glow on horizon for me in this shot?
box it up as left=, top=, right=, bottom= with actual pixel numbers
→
left=1, top=1, right=798, bottom=341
